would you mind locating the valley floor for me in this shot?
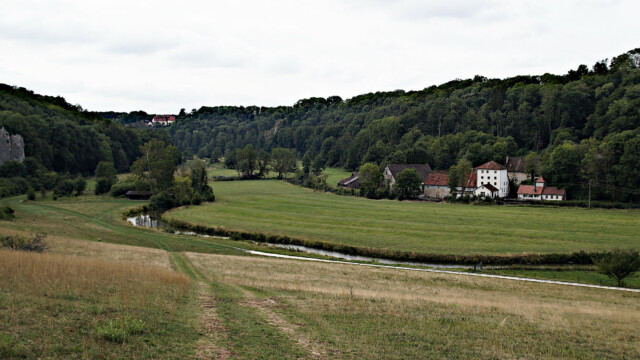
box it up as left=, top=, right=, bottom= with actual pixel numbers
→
left=1, top=193, right=639, bottom=359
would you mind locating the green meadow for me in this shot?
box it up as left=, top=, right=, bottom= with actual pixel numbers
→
left=167, top=180, right=640, bottom=255
left=1, top=191, right=639, bottom=358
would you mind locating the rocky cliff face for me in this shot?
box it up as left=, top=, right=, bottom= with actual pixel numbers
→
left=0, top=128, right=25, bottom=165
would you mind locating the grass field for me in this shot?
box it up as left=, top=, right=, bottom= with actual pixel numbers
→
left=1, top=189, right=640, bottom=358
left=323, top=167, right=354, bottom=188
left=186, top=252, right=640, bottom=359
left=167, top=180, right=640, bottom=255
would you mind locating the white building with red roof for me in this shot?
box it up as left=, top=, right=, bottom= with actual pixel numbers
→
left=151, top=115, right=176, bottom=126
left=517, top=177, right=566, bottom=201
left=475, top=160, right=509, bottom=198
left=422, top=172, right=450, bottom=199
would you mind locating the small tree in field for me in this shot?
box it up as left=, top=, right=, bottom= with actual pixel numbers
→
left=594, top=249, right=640, bottom=287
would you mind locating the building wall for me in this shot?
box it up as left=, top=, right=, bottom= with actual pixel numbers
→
left=383, top=167, right=395, bottom=189
left=476, top=169, right=509, bottom=197
left=508, top=171, right=528, bottom=184
left=423, top=186, right=450, bottom=199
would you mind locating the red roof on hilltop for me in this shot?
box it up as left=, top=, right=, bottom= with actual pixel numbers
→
left=477, top=160, right=506, bottom=170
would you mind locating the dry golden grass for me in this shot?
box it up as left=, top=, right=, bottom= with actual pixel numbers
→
left=0, top=249, right=188, bottom=307
left=0, top=249, right=192, bottom=359
left=0, top=228, right=172, bottom=269
left=186, top=252, right=640, bottom=359
left=46, top=235, right=173, bottom=270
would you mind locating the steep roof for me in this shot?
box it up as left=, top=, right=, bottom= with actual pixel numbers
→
left=424, top=173, right=449, bottom=187
left=338, top=172, right=359, bottom=186
left=477, top=160, right=506, bottom=170
left=462, top=171, right=477, bottom=188
left=386, top=164, right=433, bottom=180
left=535, top=176, right=546, bottom=183
left=479, top=184, right=498, bottom=192
left=505, top=156, right=526, bottom=172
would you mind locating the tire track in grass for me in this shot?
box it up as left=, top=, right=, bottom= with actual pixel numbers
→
left=169, top=252, right=232, bottom=359
left=236, top=287, right=330, bottom=359
left=175, top=252, right=310, bottom=359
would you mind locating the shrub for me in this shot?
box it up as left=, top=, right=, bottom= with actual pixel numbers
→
left=0, top=206, right=14, bottom=220
left=74, top=177, right=87, bottom=196
left=149, top=191, right=177, bottom=210
left=110, top=180, right=136, bottom=197
left=593, top=249, right=640, bottom=287
left=191, top=192, right=202, bottom=205
left=27, top=186, right=36, bottom=200
left=0, top=234, right=47, bottom=252
left=53, top=179, right=75, bottom=197
left=95, top=178, right=113, bottom=195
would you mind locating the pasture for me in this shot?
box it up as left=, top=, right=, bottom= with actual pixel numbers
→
left=1, top=190, right=639, bottom=358
left=167, top=180, right=640, bottom=255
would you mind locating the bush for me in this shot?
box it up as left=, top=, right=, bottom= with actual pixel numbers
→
left=95, top=178, right=113, bottom=195
left=191, top=192, right=202, bottom=205
left=0, top=177, right=30, bottom=198
left=593, top=249, right=640, bottom=287
left=149, top=191, right=177, bottom=210
left=110, top=180, right=136, bottom=197
left=0, top=234, right=47, bottom=252
left=53, top=179, right=75, bottom=197
left=0, top=206, right=14, bottom=220
left=26, top=186, right=36, bottom=200
left=74, top=177, right=87, bottom=196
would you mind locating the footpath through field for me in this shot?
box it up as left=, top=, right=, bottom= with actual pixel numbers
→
left=244, top=249, right=640, bottom=293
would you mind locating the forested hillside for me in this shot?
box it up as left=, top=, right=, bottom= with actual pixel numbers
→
left=170, top=49, right=640, bottom=202
left=0, top=84, right=168, bottom=175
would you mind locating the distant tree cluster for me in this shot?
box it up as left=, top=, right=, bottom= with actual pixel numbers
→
left=169, top=49, right=640, bottom=202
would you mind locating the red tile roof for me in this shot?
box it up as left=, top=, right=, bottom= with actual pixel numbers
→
left=542, top=186, right=565, bottom=196
left=463, top=171, right=477, bottom=188
left=517, top=185, right=543, bottom=195
left=535, top=176, right=546, bottom=183
left=477, top=160, right=506, bottom=170
left=424, top=173, right=449, bottom=186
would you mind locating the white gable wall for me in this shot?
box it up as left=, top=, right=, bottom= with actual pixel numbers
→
left=476, top=168, right=509, bottom=198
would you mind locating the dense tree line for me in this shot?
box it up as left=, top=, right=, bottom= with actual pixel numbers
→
left=0, top=84, right=169, bottom=175
left=170, top=49, right=640, bottom=202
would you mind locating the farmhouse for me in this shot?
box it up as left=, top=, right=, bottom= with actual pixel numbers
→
left=504, top=156, right=528, bottom=184
left=337, top=172, right=359, bottom=189
left=475, top=161, right=509, bottom=198
left=151, top=115, right=176, bottom=126
left=517, top=176, right=566, bottom=201
left=422, top=172, right=449, bottom=199
left=383, top=164, right=432, bottom=189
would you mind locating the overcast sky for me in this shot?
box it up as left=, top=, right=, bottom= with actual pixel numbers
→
left=1, top=0, right=638, bottom=114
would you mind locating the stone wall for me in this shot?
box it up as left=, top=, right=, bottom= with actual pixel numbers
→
left=0, top=128, right=25, bottom=165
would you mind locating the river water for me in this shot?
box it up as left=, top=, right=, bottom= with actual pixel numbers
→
left=127, top=213, right=470, bottom=269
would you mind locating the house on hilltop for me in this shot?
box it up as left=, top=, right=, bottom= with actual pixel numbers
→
left=383, top=164, right=433, bottom=189
left=504, top=156, right=528, bottom=184
left=517, top=176, right=566, bottom=201
left=151, top=115, right=176, bottom=126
